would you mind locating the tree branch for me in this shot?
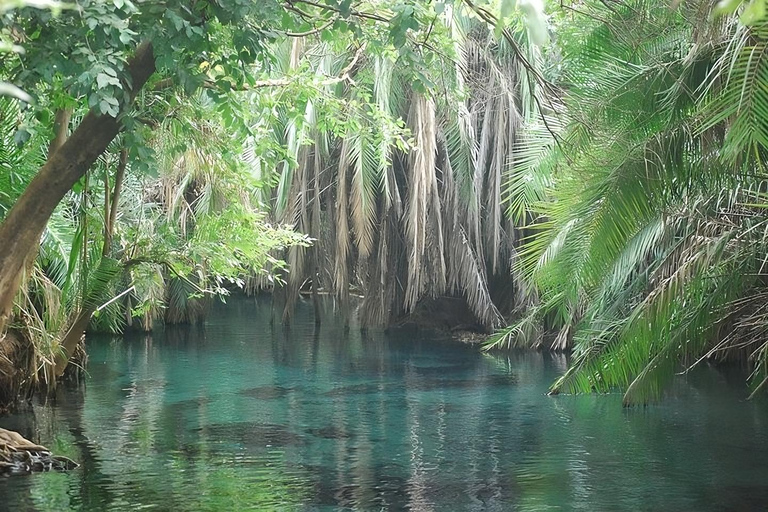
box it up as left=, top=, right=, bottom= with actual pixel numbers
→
left=283, top=17, right=336, bottom=37
left=47, top=107, right=71, bottom=160
left=0, top=40, right=156, bottom=337
left=288, top=0, right=390, bottom=23
left=103, top=147, right=127, bottom=256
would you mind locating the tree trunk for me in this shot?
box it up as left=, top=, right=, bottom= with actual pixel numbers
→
left=0, top=41, right=156, bottom=336
left=104, top=148, right=127, bottom=256
left=48, top=108, right=72, bottom=158
left=54, top=311, right=92, bottom=377
left=54, top=147, right=130, bottom=377
left=16, top=107, right=75, bottom=311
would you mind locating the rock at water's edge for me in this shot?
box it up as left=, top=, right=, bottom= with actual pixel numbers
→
left=0, top=427, right=78, bottom=475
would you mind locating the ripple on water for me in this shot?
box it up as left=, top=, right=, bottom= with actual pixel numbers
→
left=2, top=298, right=768, bottom=511
left=194, top=422, right=305, bottom=450
left=305, top=425, right=353, bottom=439
left=238, top=385, right=295, bottom=400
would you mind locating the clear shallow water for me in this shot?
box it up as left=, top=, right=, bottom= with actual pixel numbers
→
left=2, top=298, right=768, bottom=511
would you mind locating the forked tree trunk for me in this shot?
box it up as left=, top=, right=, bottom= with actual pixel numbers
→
left=48, top=108, right=73, bottom=157
left=0, top=41, right=156, bottom=337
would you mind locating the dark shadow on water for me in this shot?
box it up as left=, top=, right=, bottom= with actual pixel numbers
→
left=195, top=422, right=305, bottom=449
left=238, top=385, right=295, bottom=400
left=304, top=425, right=353, bottom=440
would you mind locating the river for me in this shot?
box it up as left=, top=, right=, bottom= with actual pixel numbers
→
left=1, top=297, right=767, bottom=511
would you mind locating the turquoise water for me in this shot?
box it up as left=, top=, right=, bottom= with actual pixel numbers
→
left=2, top=297, right=768, bottom=511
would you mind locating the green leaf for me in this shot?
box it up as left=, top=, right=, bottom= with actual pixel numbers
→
left=500, top=0, right=516, bottom=18
left=715, top=0, right=744, bottom=15
left=741, top=0, right=765, bottom=24
left=339, top=0, right=352, bottom=17
left=96, top=72, right=111, bottom=88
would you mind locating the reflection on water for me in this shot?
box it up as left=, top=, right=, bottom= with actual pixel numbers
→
left=2, top=297, right=768, bottom=511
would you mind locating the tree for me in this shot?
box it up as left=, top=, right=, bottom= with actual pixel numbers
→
left=487, top=0, right=768, bottom=404
left=0, top=0, right=446, bottom=375
left=243, top=3, right=546, bottom=330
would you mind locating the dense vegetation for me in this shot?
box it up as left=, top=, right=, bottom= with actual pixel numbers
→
left=1, top=0, right=768, bottom=408
left=485, top=0, right=768, bottom=405
left=261, top=8, right=536, bottom=330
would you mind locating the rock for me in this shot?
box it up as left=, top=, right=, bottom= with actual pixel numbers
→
left=0, top=427, right=78, bottom=475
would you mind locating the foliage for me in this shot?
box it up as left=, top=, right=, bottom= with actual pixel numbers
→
left=488, top=0, right=768, bottom=404
left=249, top=4, right=545, bottom=329
left=0, top=0, right=554, bottom=402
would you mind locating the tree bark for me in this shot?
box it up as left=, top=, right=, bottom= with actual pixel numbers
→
left=16, top=107, right=75, bottom=304
left=48, top=108, right=72, bottom=158
left=0, top=41, right=156, bottom=336
left=54, top=311, right=92, bottom=377
left=104, top=148, right=127, bottom=256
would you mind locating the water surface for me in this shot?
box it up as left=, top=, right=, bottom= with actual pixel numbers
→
left=2, top=298, right=768, bottom=511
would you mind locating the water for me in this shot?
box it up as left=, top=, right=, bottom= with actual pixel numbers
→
left=2, top=297, right=768, bottom=511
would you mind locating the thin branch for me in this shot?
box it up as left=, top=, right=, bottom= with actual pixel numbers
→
left=421, top=14, right=437, bottom=46
left=283, top=16, right=336, bottom=37
left=103, top=147, right=127, bottom=257
left=462, top=0, right=547, bottom=84
left=201, top=45, right=365, bottom=91
left=96, top=285, right=135, bottom=312
left=283, top=2, right=316, bottom=21
left=289, top=0, right=390, bottom=23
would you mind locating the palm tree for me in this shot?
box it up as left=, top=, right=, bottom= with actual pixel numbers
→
left=250, top=5, right=542, bottom=331
left=487, top=0, right=768, bottom=404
